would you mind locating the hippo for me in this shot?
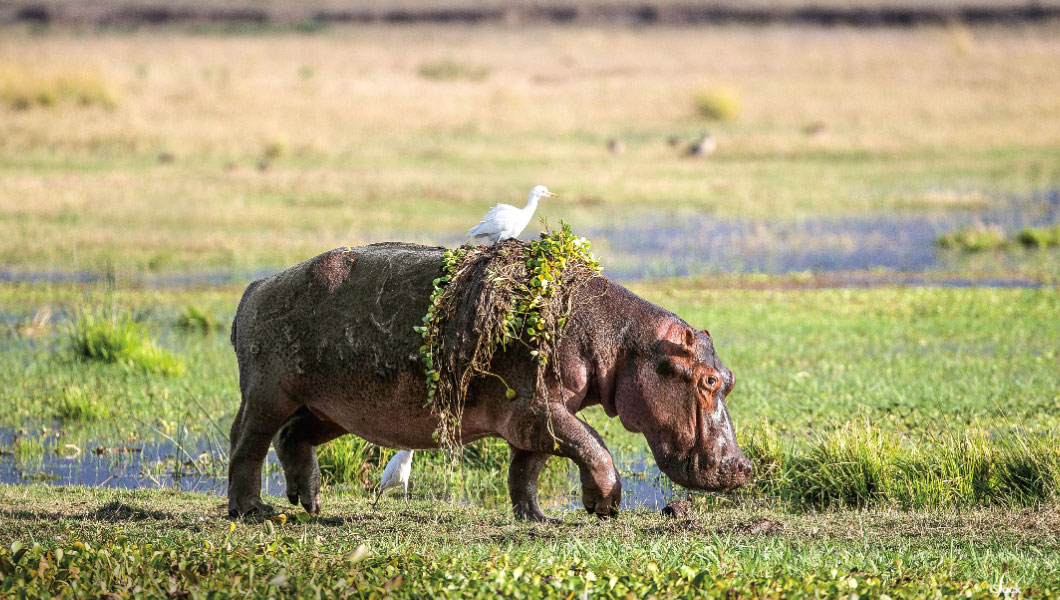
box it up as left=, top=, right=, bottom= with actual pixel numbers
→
left=228, top=242, right=751, bottom=521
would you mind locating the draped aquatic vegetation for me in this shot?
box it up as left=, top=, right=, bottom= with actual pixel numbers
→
left=414, top=223, right=602, bottom=451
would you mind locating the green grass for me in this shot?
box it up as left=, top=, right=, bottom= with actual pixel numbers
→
left=0, top=485, right=1057, bottom=598
left=1016, top=224, right=1060, bottom=249
left=745, top=422, right=1060, bottom=509
left=1, top=281, right=1058, bottom=594
left=174, top=305, right=224, bottom=334
left=936, top=223, right=1008, bottom=251
left=417, top=59, right=491, bottom=82
left=66, top=310, right=185, bottom=376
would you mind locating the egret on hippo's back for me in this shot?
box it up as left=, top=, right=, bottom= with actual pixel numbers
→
left=467, top=185, right=558, bottom=245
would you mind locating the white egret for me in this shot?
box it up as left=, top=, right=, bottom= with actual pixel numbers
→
left=372, top=450, right=414, bottom=509
left=467, top=185, right=558, bottom=245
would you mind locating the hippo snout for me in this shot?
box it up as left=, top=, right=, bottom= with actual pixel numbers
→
left=719, top=454, right=753, bottom=490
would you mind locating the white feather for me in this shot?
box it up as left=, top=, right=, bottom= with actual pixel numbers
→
left=467, top=185, right=557, bottom=244
left=373, top=450, right=414, bottom=508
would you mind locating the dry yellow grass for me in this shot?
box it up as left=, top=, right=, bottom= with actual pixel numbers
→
left=0, top=25, right=1058, bottom=272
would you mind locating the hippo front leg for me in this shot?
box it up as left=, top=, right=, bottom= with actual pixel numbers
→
left=508, top=411, right=621, bottom=520
left=558, top=416, right=622, bottom=519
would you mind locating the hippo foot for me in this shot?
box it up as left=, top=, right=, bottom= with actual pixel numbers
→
left=228, top=498, right=274, bottom=518
left=582, top=482, right=621, bottom=519
left=584, top=505, right=619, bottom=519
left=513, top=503, right=561, bottom=524
left=286, top=487, right=321, bottom=516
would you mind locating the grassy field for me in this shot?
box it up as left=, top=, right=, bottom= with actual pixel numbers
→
left=1, top=485, right=1058, bottom=598
left=1, top=281, right=1058, bottom=596
left=2, top=18, right=1060, bottom=598
left=1, top=25, right=1059, bottom=273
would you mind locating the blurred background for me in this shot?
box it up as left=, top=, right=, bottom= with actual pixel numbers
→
left=2, top=0, right=1059, bottom=285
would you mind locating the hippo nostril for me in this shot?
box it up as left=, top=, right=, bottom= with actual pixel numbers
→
left=738, top=456, right=752, bottom=476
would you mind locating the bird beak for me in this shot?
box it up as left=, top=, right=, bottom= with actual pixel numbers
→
left=548, top=193, right=559, bottom=198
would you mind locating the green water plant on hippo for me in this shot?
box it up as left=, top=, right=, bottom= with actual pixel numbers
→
left=414, top=222, right=601, bottom=450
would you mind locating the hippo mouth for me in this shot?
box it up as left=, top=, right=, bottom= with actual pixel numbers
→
left=677, top=451, right=751, bottom=492
left=652, top=419, right=751, bottom=492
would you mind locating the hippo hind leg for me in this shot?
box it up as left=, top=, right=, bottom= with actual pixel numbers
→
left=508, top=448, right=560, bottom=524
left=227, top=382, right=299, bottom=517
left=273, top=407, right=346, bottom=515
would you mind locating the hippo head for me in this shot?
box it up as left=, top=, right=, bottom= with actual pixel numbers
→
left=614, top=321, right=751, bottom=491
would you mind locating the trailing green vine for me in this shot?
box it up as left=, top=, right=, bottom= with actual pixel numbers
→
left=413, top=246, right=465, bottom=409
left=415, top=222, right=601, bottom=451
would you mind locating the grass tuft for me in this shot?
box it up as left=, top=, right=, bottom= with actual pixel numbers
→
left=1015, top=224, right=1060, bottom=248
left=935, top=223, right=1007, bottom=252
left=0, top=62, right=117, bottom=110
left=745, top=423, right=1060, bottom=509
left=417, top=59, right=491, bottom=82
left=67, top=311, right=184, bottom=376
left=318, top=436, right=383, bottom=489
left=175, top=305, right=223, bottom=334
left=692, top=87, right=740, bottom=121
left=54, top=385, right=110, bottom=422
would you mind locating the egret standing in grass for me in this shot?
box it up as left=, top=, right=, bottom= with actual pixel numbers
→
left=467, top=185, right=558, bottom=245
left=372, top=450, right=414, bottom=509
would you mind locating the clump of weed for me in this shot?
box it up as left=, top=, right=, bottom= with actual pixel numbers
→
left=262, top=137, right=287, bottom=161
left=692, top=87, right=740, bottom=122
left=54, top=385, right=110, bottom=422
left=417, top=59, right=491, bottom=82
left=0, top=62, right=117, bottom=110
left=745, top=424, right=1060, bottom=509
left=935, top=223, right=1007, bottom=252
left=992, top=435, right=1060, bottom=504
left=415, top=223, right=600, bottom=451
left=318, top=436, right=383, bottom=489
left=175, top=306, right=222, bottom=334
left=784, top=421, right=889, bottom=508
left=67, top=310, right=184, bottom=376
left=1015, top=224, right=1060, bottom=248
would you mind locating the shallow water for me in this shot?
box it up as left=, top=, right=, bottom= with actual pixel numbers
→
left=2, top=190, right=1057, bottom=288
left=0, top=429, right=681, bottom=511
left=590, top=189, right=1060, bottom=280
left=0, top=429, right=264, bottom=496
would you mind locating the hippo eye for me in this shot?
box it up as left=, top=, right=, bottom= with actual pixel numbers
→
left=699, top=374, right=719, bottom=393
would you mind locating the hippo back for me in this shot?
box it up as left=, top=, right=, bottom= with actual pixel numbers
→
left=231, top=243, right=445, bottom=383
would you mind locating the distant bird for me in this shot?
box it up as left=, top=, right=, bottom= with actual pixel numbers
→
left=467, top=185, right=558, bottom=245
left=607, top=138, right=625, bottom=155
left=803, top=121, right=827, bottom=137
left=687, top=133, right=716, bottom=157
left=372, top=450, right=414, bottom=509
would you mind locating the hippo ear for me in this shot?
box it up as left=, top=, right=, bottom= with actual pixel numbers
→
left=699, top=329, right=711, bottom=338
left=682, top=327, right=696, bottom=351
